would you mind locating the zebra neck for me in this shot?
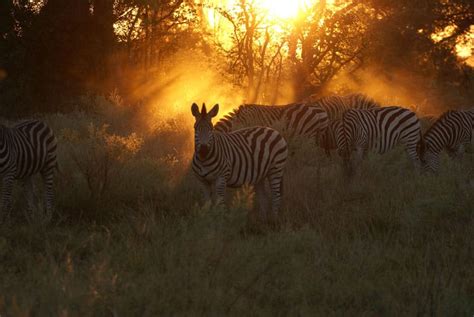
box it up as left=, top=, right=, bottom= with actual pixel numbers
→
left=426, top=125, right=452, bottom=153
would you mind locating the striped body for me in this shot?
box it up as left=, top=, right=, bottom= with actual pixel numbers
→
left=309, top=94, right=380, bottom=154
left=192, top=127, right=288, bottom=187
left=0, top=120, right=57, bottom=221
left=339, top=106, right=422, bottom=171
left=215, top=103, right=328, bottom=141
left=192, top=103, right=288, bottom=219
left=421, top=109, right=474, bottom=172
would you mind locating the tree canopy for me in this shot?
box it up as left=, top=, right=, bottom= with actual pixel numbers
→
left=0, top=0, right=472, bottom=115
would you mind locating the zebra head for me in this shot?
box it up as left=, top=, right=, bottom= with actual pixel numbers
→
left=339, top=110, right=358, bottom=161
left=191, top=102, right=219, bottom=159
left=420, top=111, right=455, bottom=173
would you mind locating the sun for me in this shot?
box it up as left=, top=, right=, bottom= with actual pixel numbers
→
left=258, top=0, right=313, bottom=20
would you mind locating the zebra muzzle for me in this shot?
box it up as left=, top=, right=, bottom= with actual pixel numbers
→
left=198, top=145, right=210, bottom=158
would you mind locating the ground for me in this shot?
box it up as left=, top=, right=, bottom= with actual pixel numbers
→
left=0, top=101, right=473, bottom=315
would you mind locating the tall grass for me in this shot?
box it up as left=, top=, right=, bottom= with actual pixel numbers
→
left=0, top=98, right=473, bottom=315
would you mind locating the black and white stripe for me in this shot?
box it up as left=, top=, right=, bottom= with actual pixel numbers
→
left=420, top=109, right=474, bottom=172
left=309, top=94, right=381, bottom=154
left=214, top=103, right=328, bottom=142
left=338, top=106, right=422, bottom=173
left=192, top=103, right=288, bottom=220
left=0, top=120, right=57, bottom=221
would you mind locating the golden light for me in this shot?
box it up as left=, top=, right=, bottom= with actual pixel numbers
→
left=431, top=25, right=473, bottom=66
left=258, top=0, right=313, bottom=20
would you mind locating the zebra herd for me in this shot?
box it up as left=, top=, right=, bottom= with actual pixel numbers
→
left=191, top=96, right=473, bottom=219
left=0, top=95, right=472, bottom=223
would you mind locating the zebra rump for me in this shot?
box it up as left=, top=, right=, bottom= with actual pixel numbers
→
left=0, top=120, right=57, bottom=222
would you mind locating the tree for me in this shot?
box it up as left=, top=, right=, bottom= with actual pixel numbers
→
left=213, top=0, right=286, bottom=103
left=289, top=1, right=375, bottom=99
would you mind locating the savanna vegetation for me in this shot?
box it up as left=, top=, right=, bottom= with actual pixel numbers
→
left=0, top=0, right=473, bottom=315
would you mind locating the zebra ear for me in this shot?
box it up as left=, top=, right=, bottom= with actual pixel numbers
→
left=191, top=103, right=200, bottom=117
left=208, top=104, right=219, bottom=118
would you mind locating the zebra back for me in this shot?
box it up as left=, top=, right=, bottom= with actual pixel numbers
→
left=214, top=104, right=287, bottom=133
left=309, top=93, right=380, bottom=121
left=214, top=103, right=328, bottom=140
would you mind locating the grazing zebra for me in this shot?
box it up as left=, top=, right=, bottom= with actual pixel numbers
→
left=420, top=109, right=474, bottom=172
left=338, top=106, right=422, bottom=174
left=191, top=103, right=288, bottom=220
left=309, top=94, right=381, bottom=155
left=0, top=120, right=57, bottom=222
left=214, top=103, right=328, bottom=143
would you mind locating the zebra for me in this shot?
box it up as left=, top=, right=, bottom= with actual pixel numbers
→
left=420, top=109, right=474, bottom=173
left=214, top=103, right=329, bottom=144
left=308, top=93, right=381, bottom=155
left=338, top=106, right=422, bottom=175
left=0, top=119, right=57, bottom=223
left=191, top=103, right=288, bottom=220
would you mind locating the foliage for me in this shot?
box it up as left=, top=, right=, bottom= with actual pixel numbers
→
left=289, top=1, right=375, bottom=99
left=64, top=123, right=143, bottom=201
left=214, top=0, right=288, bottom=102
left=0, top=0, right=472, bottom=113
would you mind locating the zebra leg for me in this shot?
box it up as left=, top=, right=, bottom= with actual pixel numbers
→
left=355, top=147, right=364, bottom=162
left=254, top=181, right=269, bottom=222
left=198, top=179, right=213, bottom=208
left=268, top=168, right=284, bottom=219
left=453, top=144, right=465, bottom=159
left=345, top=147, right=364, bottom=177
left=23, top=177, right=35, bottom=223
left=362, top=148, right=369, bottom=159
left=214, top=176, right=227, bottom=209
left=424, top=151, right=440, bottom=173
left=405, top=143, right=421, bottom=168
left=41, top=168, right=55, bottom=223
left=1, top=173, right=15, bottom=222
